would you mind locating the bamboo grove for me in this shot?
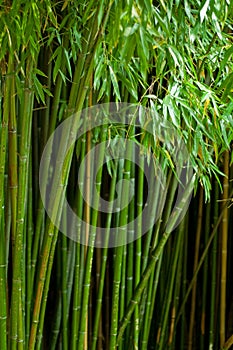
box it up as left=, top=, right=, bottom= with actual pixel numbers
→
left=0, top=1, right=233, bottom=349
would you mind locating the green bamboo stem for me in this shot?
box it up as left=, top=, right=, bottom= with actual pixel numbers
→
left=109, top=128, right=134, bottom=350
left=209, top=180, right=219, bottom=349
left=0, top=128, right=7, bottom=350
left=47, top=235, right=62, bottom=350
left=0, top=215, right=7, bottom=350
left=180, top=214, right=188, bottom=350
left=141, top=253, right=163, bottom=350
left=35, top=224, right=59, bottom=350
left=200, top=201, right=211, bottom=350
left=70, top=138, right=86, bottom=350
left=188, top=187, right=204, bottom=350
left=125, top=176, right=135, bottom=347
left=91, top=162, right=118, bottom=350
left=8, top=57, right=17, bottom=250
left=109, top=244, right=124, bottom=350
left=125, top=241, right=134, bottom=346
left=157, top=221, right=185, bottom=350
left=168, top=217, right=186, bottom=348
left=0, top=56, right=10, bottom=350
left=77, top=124, right=108, bottom=349
left=61, top=234, right=68, bottom=350
left=11, top=58, right=35, bottom=349
left=220, top=150, right=229, bottom=347
left=134, top=147, right=144, bottom=349
left=25, top=153, right=34, bottom=348
left=141, top=165, right=163, bottom=272
left=118, top=244, right=127, bottom=350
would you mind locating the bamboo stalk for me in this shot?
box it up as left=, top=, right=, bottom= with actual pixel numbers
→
left=0, top=55, right=10, bottom=350
left=11, top=58, right=35, bottom=349
left=141, top=254, right=163, bottom=350
left=188, top=187, right=204, bottom=350
left=209, top=179, right=219, bottom=349
left=70, top=137, right=86, bottom=350
left=134, top=144, right=143, bottom=349
left=200, top=202, right=211, bottom=350
left=220, top=150, right=229, bottom=347
left=77, top=124, right=107, bottom=349
left=158, top=220, right=185, bottom=349
left=91, top=165, right=118, bottom=350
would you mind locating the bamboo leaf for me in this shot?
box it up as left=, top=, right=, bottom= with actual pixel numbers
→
left=33, top=75, right=45, bottom=104
left=63, top=48, right=72, bottom=79
left=53, top=46, right=63, bottom=83
left=200, top=0, right=210, bottom=23
left=109, top=65, right=121, bottom=101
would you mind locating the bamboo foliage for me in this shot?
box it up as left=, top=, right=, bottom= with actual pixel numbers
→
left=0, top=1, right=233, bottom=350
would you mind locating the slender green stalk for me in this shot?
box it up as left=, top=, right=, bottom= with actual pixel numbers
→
left=109, top=128, right=134, bottom=350
left=77, top=124, right=108, bottom=349
left=134, top=146, right=144, bottom=349
left=180, top=216, right=188, bottom=350
left=200, top=202, right=211, bottom=350
left=11, top=58, right=35, bottom=349
left=168, top=216, right=187, bottom=349
left=188, top=187, right=204, bottom=350
left=209, top=180, right=219, bottom=349
left=61, top=234, right=68, bottom=350
left=8, top=56, right=17, bottom=249
left=141, top=254, right=163, bottom=350
left=0, top=56, right=9, bottom=350
left=25, top=153, right=34, bottom=348
left=70, top=138, right=86, bottom=350
left=91, top=166, right=118, bottom=350
left=220, top=151, right=229, bottom=347
left=157, top=221, right=185, bottom=350
left=118, top=244, right=127, bottom=350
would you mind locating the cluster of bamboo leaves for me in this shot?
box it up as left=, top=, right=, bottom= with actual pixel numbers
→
left=0, top=0, right=233, bottom=349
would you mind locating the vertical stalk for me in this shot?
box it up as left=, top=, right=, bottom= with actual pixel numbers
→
left=77, top=124, right=108, bottom=349
left=11, top=58, right=35, bottom=350
left=91, top=165, right=118, bottom=350
left=180, top=218, right=188, bottom=350
left=26, top=153, right=34, bottom=348
left=157, top=220, right=185, bottom=350
left=0, top=58, right=9, bottom=350
left=134, top=145, right=144, bottom=349
left=188, top=187, right=204, bottom=350
left=141, top=254, right=163, bottom=350
left=209, top=180, right=219, bottom=349
left=109, top=127, right=134, bottom=350
left=61, top=233, right=68, bottom=350
left=70, top=138, right=85, bottom=350
left=220, top=150, right=229, bottom=347
left=200, top=202, right=211, bottom=350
